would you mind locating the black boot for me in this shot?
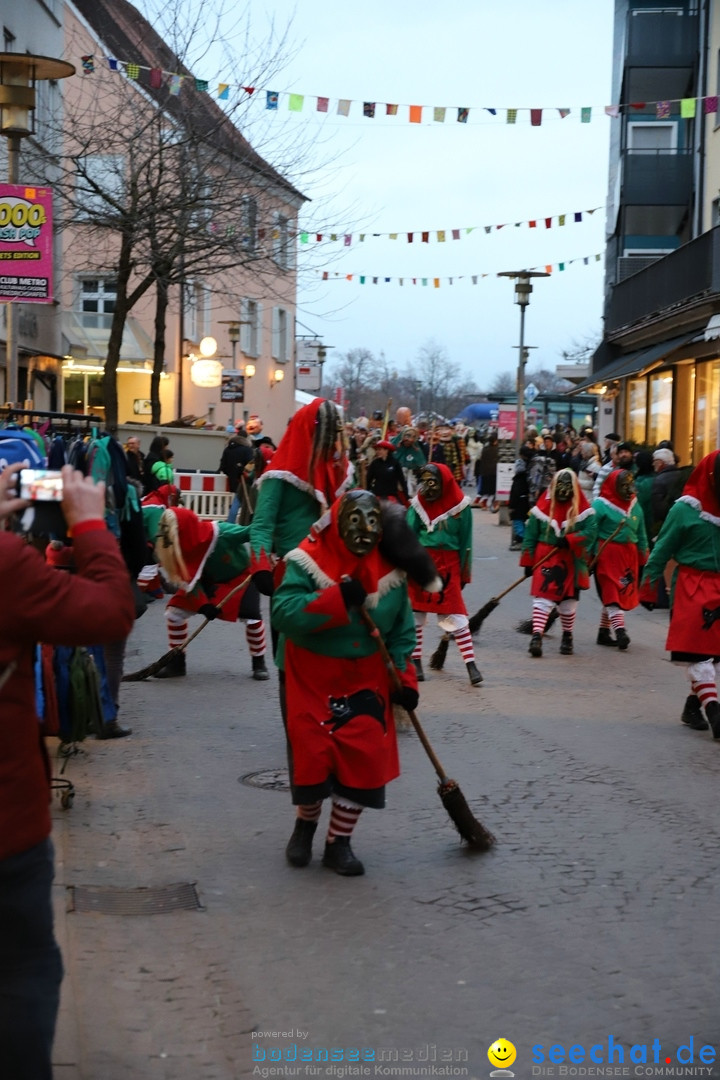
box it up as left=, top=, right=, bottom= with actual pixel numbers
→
left=705, top=700, right=720, bottom=739
left=413, top=658, right=425, bottom=682
left=559, top=631, right=573, bottom=655
left=285, top=819, right=318, bottom=867
left=97, top=720, right=132, bottom=740
left=252, top=655, right=270, bottom=681
left=615, top=628, right=630, bottom=651
left=466, top=661, right=483, bottom=686
left=596, top=627, right=617, bottom=647
left=529, top=633, right=542, bottom=658
left=153, top=651, right=186, bottom=678
left=322, top=836, right=365, bottom=876
left=681, top=695, right=708, bottom=731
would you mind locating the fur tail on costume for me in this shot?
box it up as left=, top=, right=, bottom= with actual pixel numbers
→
left=379, top=500, right=442, bottom=592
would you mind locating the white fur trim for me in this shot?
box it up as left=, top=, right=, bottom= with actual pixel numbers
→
left=678, top=494, right=720, bottom=527
left=284, top=547, right=405, bottom=607
left=256, top=469, right=317, bottom=500
left=530, top=503, right=594, bottom=537
left=594, top=495, right=636, bottom=519
left=410, top=495, right=471, bottom=532
left=186, top=521, right=220, bottom=592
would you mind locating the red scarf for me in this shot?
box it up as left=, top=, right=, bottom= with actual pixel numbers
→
left=257, top=398, right=351, bottom=510
left=411, top=463, right=469, bottom=527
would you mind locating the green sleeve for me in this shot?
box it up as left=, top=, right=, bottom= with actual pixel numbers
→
left=459, top=507, right=472, bottom=582
left=643, top=503, right=682, bottom=583
left=248, top=477, right=283, bottom=570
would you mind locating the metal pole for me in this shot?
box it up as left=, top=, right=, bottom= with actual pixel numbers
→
left=515, top=301, right=527, bottom=458
left=177, top=254, right=184, bottom=419
left=230, top=336, right=237, bottom=427
left=6, top=133, right=21, bottom=405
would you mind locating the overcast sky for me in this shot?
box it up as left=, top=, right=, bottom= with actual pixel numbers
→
left=142, top=0, right=615, bottom=389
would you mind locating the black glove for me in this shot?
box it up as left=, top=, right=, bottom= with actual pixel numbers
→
left=252, top=569, right=275, bottom=596
left=339, top=578, right=367, bottom=609
left=524, top=565, right=533, bottom=578
left=391, top=685, right=419, bottom=712
left=556, top=536, right=570, bottom=549
left=198, top=603, right=222, bottom=621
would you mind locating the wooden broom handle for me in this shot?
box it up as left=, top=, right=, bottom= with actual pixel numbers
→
left=358, top=607, right=449, bottom=783
left=178, top=573, right=252, bottom=652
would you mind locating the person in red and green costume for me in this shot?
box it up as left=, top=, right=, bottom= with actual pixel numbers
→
left=248, top=398, right=352, bottom=599
left=150, top=506, right=269, bottom=680
left=520, top=468, right=596, bottom=658
left=591, top=468, right=649, bottom=650
left=406, top=462, right=482, bottom=686
left=640, top=449, right=720, bottom=737
left=272, top=490, right=419, bottom=877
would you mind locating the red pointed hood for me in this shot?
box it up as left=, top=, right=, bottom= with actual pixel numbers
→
left=598, top=468, right=635, bottom=512
left=411, top=462, right=470, bottom=527
left=156, top=507, right=218, bottom=588
left=679, top=449, right=720, bottom=523
left=256, top=398, right=351, bottom=511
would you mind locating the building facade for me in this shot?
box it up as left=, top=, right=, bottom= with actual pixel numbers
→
left=577, top=0, right=720, bottom=465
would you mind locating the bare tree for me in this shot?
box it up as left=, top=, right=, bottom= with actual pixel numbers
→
left=487, top=371, right=516, bottom=396
left=27, top=0, right=318, bottom=429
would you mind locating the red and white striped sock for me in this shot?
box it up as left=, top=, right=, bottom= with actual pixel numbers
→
left=245, top=619, right=266, bottom=657
left=165, top=607, right=188, bottom=649
left=296, top=802, right=322, bottom=823
left=559, top=609, right=576, bottom=634
left=600, top=608, right=611, bottom=629
left=532, top=603, right=550, bottom=635
left=453, top=626, right=475, bottom=664
left=412, top=624, right=424, bottom=661
left=327, top=798, right=363, bottom=841
left=608, top=607, right=625, bottom=633
left=696, top=682, right=718, bottom=708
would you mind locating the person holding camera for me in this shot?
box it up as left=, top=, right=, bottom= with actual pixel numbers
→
left=0, top=462, right=134, bottom=1080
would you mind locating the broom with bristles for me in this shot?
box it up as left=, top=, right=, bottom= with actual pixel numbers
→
left=360, top=607, right=495, bottom=851
left=429, top=546, right=559, bottom=669
left=123, top=574, right=252, bottom=681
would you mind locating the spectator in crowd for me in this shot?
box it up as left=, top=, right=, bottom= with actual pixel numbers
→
left=574, top=429, right=602, bottom=499
left=366, top=441, right=409, bottom=503
left=650, top=447, right=680, bottom=535
left=508, top=445, right=534, bottom=551
left=124, top=435, right=145, bottom=484
left=592, top=440, right=635, bottom=499
left=143, top=434, right=170, bottom=495
left=473, top=432, right=499, bottom=510
left=150, top=447, right=175, bottom=490
left=0, top=462, right=134, bottom=1080
left=220, top=424, right=254, bottom=524
left=601, top=432, right=622, bottom=465
left=392, top=426, right=427, bottom=497
left=633, top=450, right=655, bottom=542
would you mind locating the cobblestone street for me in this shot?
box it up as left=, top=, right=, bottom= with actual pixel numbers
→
left=51, top=509, right=720, bottom=1079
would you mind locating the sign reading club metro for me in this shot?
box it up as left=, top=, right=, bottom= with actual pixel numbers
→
left=0, top=184, right=54, bottom=303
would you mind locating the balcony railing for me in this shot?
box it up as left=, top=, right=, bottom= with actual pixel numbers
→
left=625, top=10, right=698, bottom=69
left=621, top=149, right=693, bottom=206
left=606, top=227, right=720, bottom=334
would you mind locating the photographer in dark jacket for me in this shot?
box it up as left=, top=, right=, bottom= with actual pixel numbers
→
left=0, top=463, right=134, bottom=1080
left=366, top=440, right=409, bottom=503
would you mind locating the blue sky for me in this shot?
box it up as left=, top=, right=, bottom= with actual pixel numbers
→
left=142, top=0, right=615, bottom=388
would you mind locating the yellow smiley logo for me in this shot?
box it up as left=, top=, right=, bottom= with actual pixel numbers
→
left=488, top=1039, right=517, bottom=1069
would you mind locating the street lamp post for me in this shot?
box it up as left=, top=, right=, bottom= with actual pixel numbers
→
left=498, top=270, right=550, bottom=456
left=227, top=323, right=240, bottom=427
left=0, top=53, right=75, bottom=405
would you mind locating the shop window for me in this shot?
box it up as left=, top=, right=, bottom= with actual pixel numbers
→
left=694, top=360, right=720, bottom=463
left=648, top=371, right=673, bottom=445
left=626, top=378, right=647, bottom=445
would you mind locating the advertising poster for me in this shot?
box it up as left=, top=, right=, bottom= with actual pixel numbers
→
left=0, top=184, right=54, bottom=303
left=221, top=370, right=245, bottom=402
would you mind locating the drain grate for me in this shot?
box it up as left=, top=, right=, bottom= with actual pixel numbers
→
left=67, top=882, right=202, bottom=915
left=240, top=767, right=290, bottom=791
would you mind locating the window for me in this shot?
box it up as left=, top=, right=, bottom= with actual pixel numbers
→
left=240, top=298, right=262, bottom=358
left=694, top=361, right=720, bottom=463
left=240, top=197, right=257, bottom=253
left=648, top=371, right=673, bottom=445
left=626, top=122, right=676, bottom=153
left=80, top=278, right=117, bottom=314
left=272, top=213, right=294, bottom=270
left=76, top=155, right=125, bottom=217
left=184, top=280, right=210, bottom=344
left=626, top=378, right=647, bottom=445
left=272, top=306, right=292, bottom=362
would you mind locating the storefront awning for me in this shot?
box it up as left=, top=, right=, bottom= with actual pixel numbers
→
left=61, top=311, right=154, bottom=365
left=569, top=333, right=697, bottom=394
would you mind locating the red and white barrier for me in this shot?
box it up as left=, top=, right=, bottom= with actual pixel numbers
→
left=175, top=472, right=232, bottom=519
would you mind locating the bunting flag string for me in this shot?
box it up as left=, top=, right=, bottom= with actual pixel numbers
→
left=84, top=53, right=720, bottom=125
left=298, top=206, right=601, bottom=246
left=313, top=253, right=603, bottom=287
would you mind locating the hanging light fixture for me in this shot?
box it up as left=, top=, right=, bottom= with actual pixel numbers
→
left=191, top=358, right=223, bottom=387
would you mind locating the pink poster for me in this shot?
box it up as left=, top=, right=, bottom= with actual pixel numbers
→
left=497, top=407, right=518, bottom=441
left=0, top=184, right=53, bottom=303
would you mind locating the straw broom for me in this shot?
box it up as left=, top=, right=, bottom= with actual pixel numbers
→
left=360, top=608, right=495, bottom=851
left=123, top=573, right=252, bottom=681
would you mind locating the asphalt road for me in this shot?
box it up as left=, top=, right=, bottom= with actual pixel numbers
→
left=51, top=507, right=720, bottom=1080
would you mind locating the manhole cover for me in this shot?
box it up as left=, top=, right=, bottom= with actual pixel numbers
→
left=240, top=768, right=290, bottom=791
left=67, top=882, right=202, bottom=915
